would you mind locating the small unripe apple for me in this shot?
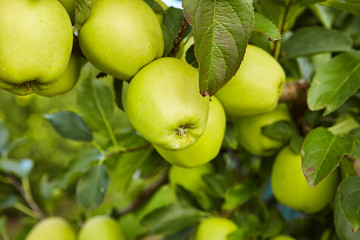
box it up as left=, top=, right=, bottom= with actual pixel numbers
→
left=0, top=0, right=73, bottom=96
left=271, top=146, right=338, bottom=214
left=25, top=217, right=76, bottom=240
left=78, top=215, right=125, bottom=240
left=169, top=163, right=214, bottom=193
left=154, top=96, right=226, bottom=168
left=235, top=103, right=293, bottom=156
left=126, top=57, right=209, bottom=150
left=216, top=44, right=285, bottom=116
left=194, top=217, right=238, bottom=240
left=78, top=0, right=164, bottom=80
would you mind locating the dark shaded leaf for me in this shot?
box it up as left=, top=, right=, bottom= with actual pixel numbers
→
left=76, top=164, right=110, bottom=210
left=262, top=120, right=297, bottom=141
left=321, top=0, right=360, bottom=17
left=143, top=0, right=164, bottom=14
left=74, top=0, right=92, bottom=32
left=0, top=123, right=8, bottom=150
left=113, top=79, right=124, bottom=111
left=222, top=181, right=256, bottom=210
left=45, top=111, right=93, bottom=142
left=281, top=27, right=352, bottom=59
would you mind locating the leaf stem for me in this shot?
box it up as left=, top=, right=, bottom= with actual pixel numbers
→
left=21, top=177, right=46, bottom=220
left=111, top=171, right=168, bottom=219
left=103, top=144, right=152, bottom=159
left=168, top=18, right=190, bottom=57
left=13, top=202, right=38, bottom=219
left=272, top=0, right=294, bottom=59
left=91, top=140, right=106, bottom=155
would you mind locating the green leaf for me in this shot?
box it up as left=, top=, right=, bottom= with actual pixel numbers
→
left=202, top=174, right=227, bottom=198
left=74, top=0, right=92, bottom=32
left=321, top=0, right=360, bottom=17
left=76, top=164, right=110, bottom=210
left=45, top=111, right=93, bottom=142
left=0, top=159, right=33, bottom=178
left=328, top=117, right=360, bottom=136
left=222, top=181, right=256, bottom=210
left=0, top=138, right=28, bottom=158
left=143, top=0, right=165, bottom=14
left=0, top=216, right=8, bottom=239
left=0, top=123, right=8, bottom=150
left=227, top=227, right=251, bottom=240
left=338, top=176, right=360, bottom=232
left=0, top=195, right=19, bottom=212
left=164, top=227, right=194, bottom=240
left=281, top=27, right=352, bottom=59
left=262, top=120, right=297, bottom=141
left=334, top=192, right=360, bottom=240
left=113, top=79, right=125, bottom=111
left=261, top=208, right=283, bottom=238
left=183, top=0, right=254, bottom=96
left=77, top=65, right=116, bottom=138
left=355, top=160, right=360, bottom=177
left=141, top=204, right=201, bottom=235
left=222, top=121, right=238, bottom=150
left=162, top=7, right=185, bottom=56
left=253, top=13, right=281, bottom=41
left=309, top=4, right=335, bottom=29
left=57, top=149, right=101, bottom=188
left=301, top=127, right=353, bottom=187
left=307, top=51, right=360, bottom=115
left=185, top=45, right=198, bottom=68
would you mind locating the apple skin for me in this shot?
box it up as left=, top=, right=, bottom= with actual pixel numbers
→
left=215, top=44, right=285, bottom=117
left=271, top=235, right=296, bottom=240
left=78, top=0, right=164, bottom=80
left=34, top=54, right=81, bottom=97
left=194, top=217, right=238, bottom=240
left=126, top=57, right=209, bottom=150
left=78, top=216, right=125, bottom=240
left=271, top=146, right=338, bottom=214
left=25, top=217, right=76, bottom=240
left=235, top=103, right=292, bottom=156
left=154, top=0, right=168, bottom=22
left=169, top=163, right=214, bottom=193
left=154, top=96, right=226, bottom=168
left=0, top=0, right=73, bottom=96
left=58, top=0, right=75, bottom=23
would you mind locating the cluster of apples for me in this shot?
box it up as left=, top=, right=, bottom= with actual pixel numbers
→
left=25, top=215, right=126, bottom=240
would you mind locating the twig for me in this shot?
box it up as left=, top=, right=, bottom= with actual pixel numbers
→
left=168, top=18, right=190, bottom=57
left=111, top=172, right=169, bottom=219
left=272, top=0, right=294, bottom=59
left=4, top=174, right=45, bottom=220
left=279, top=79, right=309, bottom=103
left=344, top=154, right=356, bottom=163
left=103, top=144, right=152, bottom=159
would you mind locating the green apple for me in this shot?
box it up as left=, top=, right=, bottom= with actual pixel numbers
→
left=271, top=146, right=338, bottom=214
left=34, top=54, right=81, bottom=97
left=0, top=0, right=73, bottom=96
left=215, top=44, right=285, bottom=116
left=271, top=235, right=296, bottom=240
left=78, top=216, right=125, bottom=240
left=78, top=0, right=164, bottom=80
left=169, top=163, right=214, bottom=193
left=194, top=217, right=238, bottom=240
left=25, top=217, right=76, bottom=240
left=154, top=96, right=226, bottom=168
left=235, top=103, right=292, bottom=156
left=58, top=0, right=75, bottom=23
left=126, top=57, right=209, bottom=150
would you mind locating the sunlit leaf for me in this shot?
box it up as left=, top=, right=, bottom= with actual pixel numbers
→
left=307, top=51, right=360, bottom=115
left=253, top=13, right=281, bottom=41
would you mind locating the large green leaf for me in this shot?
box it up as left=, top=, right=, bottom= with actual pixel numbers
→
left=281, top=27, right=352, bottom=59
left=77, top=64, right=116, bottom=139
left=183, top=0, right=254, bottom=96
left=307, top=51, right=360, bottom=115
left=141, top=204, right=201, bottom=235
left=338, top=176, right=360, bottom=232
left=334, top=192, right=360, bottom=240
left=301, top=127, right=353, bottom=187
left=76, top=164, right=110, bottom=210
left=321, top=0, right=360, bottom=17
left=45, top=111, right=93, bottom=142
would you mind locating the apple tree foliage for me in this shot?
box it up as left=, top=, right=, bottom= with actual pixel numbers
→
left=1, top=0, right=360, bottom=239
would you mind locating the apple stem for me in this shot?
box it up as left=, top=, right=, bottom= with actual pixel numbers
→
left=168, top=18, right=190, bottom=57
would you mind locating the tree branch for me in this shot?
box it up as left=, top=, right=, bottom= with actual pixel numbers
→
left=111, top=172, right=169, bottom=219
left=279, top=79, right=309, bottom=103
left=168, top=18, right=190, bottom=57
